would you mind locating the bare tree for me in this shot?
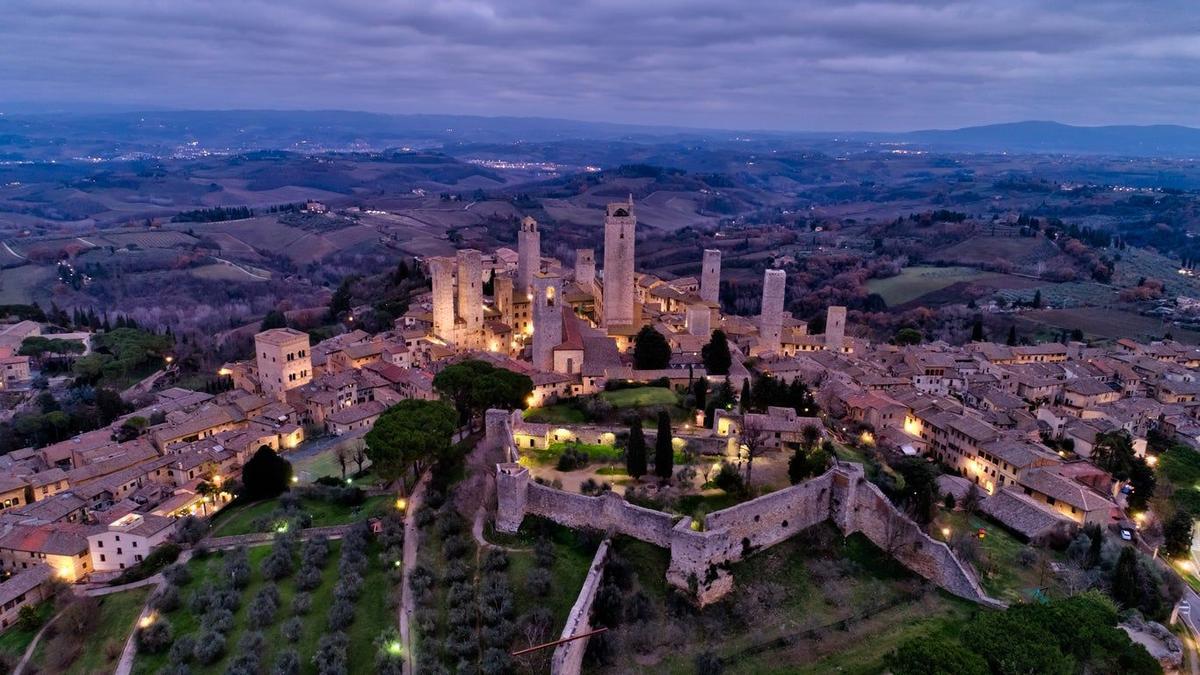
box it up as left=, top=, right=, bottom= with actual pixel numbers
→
left=334, top=443, right=349, bottom=480
left=351, top=440, right=367, bottom=475
left=739, top=415, right=770, bottom=489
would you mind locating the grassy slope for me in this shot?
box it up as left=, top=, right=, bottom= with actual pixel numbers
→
left=208, top=495, right=390, bottom=536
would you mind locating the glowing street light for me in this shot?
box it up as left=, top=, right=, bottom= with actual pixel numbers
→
left=941, top=527, right=951, bottom=539
left=395, top=498, right=408, bottom=511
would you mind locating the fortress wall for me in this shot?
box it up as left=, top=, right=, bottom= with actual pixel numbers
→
left=550, top=538, right=611, bottom=675
left=703, top=471, right=836, bottom=557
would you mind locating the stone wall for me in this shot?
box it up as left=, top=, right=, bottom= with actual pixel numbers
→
left=550, top=538, right=611, bottom=675
left=489, top=409, right=1004, bottom=609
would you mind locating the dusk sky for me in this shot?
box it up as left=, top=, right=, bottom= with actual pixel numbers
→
left=3, top=0, right=1198, bottom=131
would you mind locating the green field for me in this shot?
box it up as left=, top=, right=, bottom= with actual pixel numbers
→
left=527, top=441, right=623, bottom=467
left=522, top=404, right=586, bottom=424
left=0, top=599, right=55, bottom=667
left=27, top=588, right=150, bottom=674
left=0, top=264, right=55, bottom=304
left=1158, top=444, right=1200, bottom=517
left=1021, top=307, right=1200, bottom=344
left=866, top=266, right=994, bottom=306
left=932, top=510, right=1063, bottom=603
left=599, top=386, right=678, bottom=408
left=208, top=494, right=391, bottom=536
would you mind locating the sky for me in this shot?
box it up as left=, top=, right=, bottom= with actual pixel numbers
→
left=2, top=0, right=1199, bottom=131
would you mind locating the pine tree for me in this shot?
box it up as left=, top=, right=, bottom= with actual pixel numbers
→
left=1111, top=548, right=1141, bottom=609
left=740, top=378, right=752, bottom=413
left=970, top=315, right=985, bottom=342
left=626, top=420, right=646, bottom=479
left=654, top=411, right=673, bottom=482
left=1006, top=325, right=1017, bottom=346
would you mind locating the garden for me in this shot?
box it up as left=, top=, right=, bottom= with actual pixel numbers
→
left=207, top=484, right=393, bottom=537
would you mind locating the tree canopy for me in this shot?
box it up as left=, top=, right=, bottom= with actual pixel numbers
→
left=633, top=325, right=672, bottom=370
left=432, top=359, right=533, bottom=427
left=241, top=446, right=293, bottom=501
left=701, top=330, right=732, bottom=375
left=364, top=399, right=457, bottom=482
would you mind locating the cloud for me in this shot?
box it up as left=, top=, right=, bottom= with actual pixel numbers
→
left=1, top=0, right=1197, bottom=130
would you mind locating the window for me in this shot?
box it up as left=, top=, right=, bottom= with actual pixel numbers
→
left=100, top=554, right=106, bottom=562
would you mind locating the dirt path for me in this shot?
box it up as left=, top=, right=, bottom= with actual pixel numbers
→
left=399, top=471, right=431, bottom=675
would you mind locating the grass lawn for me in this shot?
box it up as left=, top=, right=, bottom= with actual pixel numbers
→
left=600, top=386, right=678, bottom=408
left=31, top=587, right=151, bottom=675
left=290, top=442, right=373, bottom=484
left=134, top=539, right=392, bottom=675
left=1158, top=444, right=1200, bottom=516
left=0, top=600, right=55, bottom=663
left=498, top=518, right=599, bottom=631
left=931, top=509, right=1062, bottom=603
left=208, top=494, right=391, bottom=536
left=523, top=404, right=586, bottom=424
left=526, top=441, right=624, bottom=467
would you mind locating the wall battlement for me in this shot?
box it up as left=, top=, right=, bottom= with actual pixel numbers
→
left=488, top=409, right=1004, bottom=609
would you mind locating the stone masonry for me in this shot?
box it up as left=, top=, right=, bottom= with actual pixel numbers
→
left=489, top=410, right=1003, bottom=609
left=532, top=274, right=564, bottom=372
left=758, top=268, right=786, bottom=353
left=602, top=197, right=636, bottom=329
left=517, top=216, right=540, bottom=295
left=700, top=248, right=721, bottom=304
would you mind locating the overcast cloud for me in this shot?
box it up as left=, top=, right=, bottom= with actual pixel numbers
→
left=2, top=0, right=1198, bottom=130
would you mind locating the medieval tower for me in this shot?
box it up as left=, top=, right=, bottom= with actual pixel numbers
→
left=532, top=274, right=564, bottom=371
left=574, top=248, right=596, bottom=288
left=517, top=216, right=540, bottom=295
left=602, top=196, right=637, bottom=329
left=456, top=249, right=483, bottom=342
left=700, top=249, right=722, bottom=304
left=825, top=305, right=847, bottom=352
left=430, top=256, right=456, bottom=340
left=759, top=268, right=786, bottom=353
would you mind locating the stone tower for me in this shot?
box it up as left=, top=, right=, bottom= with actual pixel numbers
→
left=430, top=256, right=456, bottom=339
left=255, top=328, right=311, bottom=401
left=532, top=274, right=564, bottom=371
left=494, top=273, right=514, bottom=327
left=825, top=305, right=847, bottom=352
left=602, top=196, right=636, bottom=329
left=759, top=268, right=786, bottom=353
left=456, top=249, right=483, bottom=340
left=700, top=249, right=722, bottom=304
left=575, top=248, right=596, bottom=287
left=517, top=216, right=540, bottom=295
left=686, top=303, right=711, bottom=337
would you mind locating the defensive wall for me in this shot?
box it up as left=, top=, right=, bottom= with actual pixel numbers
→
left=549, top=538, right=611, bottom=675
left=487, top=409, right=1004, bottom=609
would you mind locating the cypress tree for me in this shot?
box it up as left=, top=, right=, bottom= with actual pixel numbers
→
left=654, top=411, right=673, bottom=481
left=626, top=420, right=646, bottom=479
left=740, top=378, right=752, bottom=413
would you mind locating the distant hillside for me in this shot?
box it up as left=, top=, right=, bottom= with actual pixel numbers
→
left=3, top=109, right=1200, bottom=161
left=870, top=121, right=1200, bottom=158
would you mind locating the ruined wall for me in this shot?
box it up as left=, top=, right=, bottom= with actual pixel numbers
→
left=551, top=539, right=611, bottom=675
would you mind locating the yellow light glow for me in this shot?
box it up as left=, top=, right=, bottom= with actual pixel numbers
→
left=859, top=431, right=875, bottom=447
left=395, top=498, right=408, bottom=511
left=291, top=476, right=299, bottom=483
left=139, top=612, right=157, bottom=628
left=1146, top=455, right=1158, bottom=467
left=525, top=395, right=536, bottom=408
left=941, top=527, right=951, bottom=538
left=217, top=367, right=232, bottom=377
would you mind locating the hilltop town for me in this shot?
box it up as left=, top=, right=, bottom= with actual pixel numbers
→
left=0, top=194, right=1194, bottom=673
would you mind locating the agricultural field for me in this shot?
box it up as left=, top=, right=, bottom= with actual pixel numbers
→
left=931, top=234, right=1060, bottom=270
left=1020, top=307, right=1200, bottom=344
left=593, top=527, right=978, bottom=675
left=0, top=264, right=55, bottom=304
left=99, top=230, right=199, bottom=248
left=867, top=266, right=1014, bottom=306
left=190, top=262, right=270, bottom=282
left=132, top=525, right=398, bottom=675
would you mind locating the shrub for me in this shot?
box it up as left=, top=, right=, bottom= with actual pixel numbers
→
left=443, top=560, right=472, bottom=583
left=168, top=633, right=196, bottom=664
left=135, top=618, right=174, bottom=653
left=292, top=591, right=312, bottom=615
left=312, top=631, right=349, bottom=675
left=262, top=549, right=294, bottom=580
left=273, top=648, right=301, bottom=675
left=282, top=616, right=304, bottom=642
left=481, top=647, right=513, bottom=675
left=328, top=597, right=356, bottom=630
left=527, top=567, right=552, bottom=596
left=442, top=535, right=472, bottom=560
left=224, top=547, right=252, bottom=589
left=556, top=447, right=590, bottom=471
left=533, top=538, right=555, bottom=568
left=151, top=584, right=181, bottom=612
left=205, top=607, right=235, bottom=634
left=162, top=563, right=192, bottom=586
left=192, top=630, right=226, bottom=665
left=249, top=586, right=280, bottom=625
left=481, top=549, right=509, bottom=573
left=302, top=537, right=330, bottom=568
left=374, top=628, right=404, bottom=675
left=295, top=565, right=323, bottom=591
left=173, top=516, right=208, bottom=545
left=713, top=462, right=744, bottom=494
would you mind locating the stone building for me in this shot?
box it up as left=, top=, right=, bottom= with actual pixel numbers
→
left=700, top=248, right=721, bottom=304
left=532, top=274, right=564, bottom=372
left=255, top=328, right=312, bottom=400
left=758, top=268, right=786, bottom=354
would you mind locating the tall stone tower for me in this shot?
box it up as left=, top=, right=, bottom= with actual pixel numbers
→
left=456, top=249, right=483, bottom=340
left=686, top=303, right=711, bottom=337
left=494, top=273, right=514, bottom=327
left=430, top=256, right=456, bottom=339
left=517, top=216, right=540, bottom=295
left=602, top=197, right=636, bottom=329
left=255, top=328, right=312, bottom=401
left=758, top=268, right=786, bottom=353
left=825, top=305, right=847, bottom=352
left=575, top=248, right=596, bottom=287
left=532, top=274, right=563, bottom=371
left=700, top=249, right=722, bottom=304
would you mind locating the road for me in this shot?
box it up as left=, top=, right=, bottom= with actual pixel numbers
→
left=1, top=240, right=26, bottom=260
left=1177, top=589, right=1200, bottom=675
left=399, top=471, right=431, bottom=675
